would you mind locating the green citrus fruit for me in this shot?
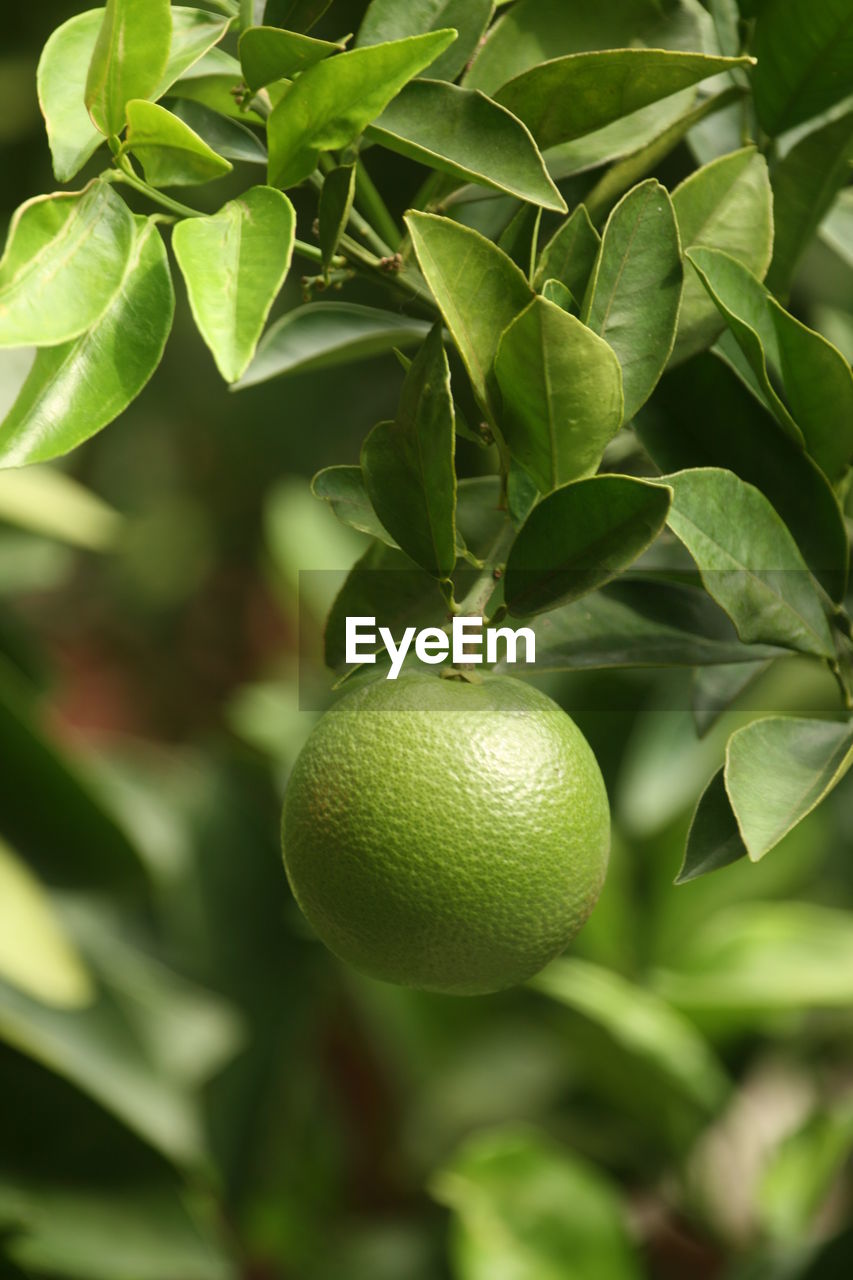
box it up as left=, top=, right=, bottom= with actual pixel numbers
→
left=282, top=671, right=610, bottom=995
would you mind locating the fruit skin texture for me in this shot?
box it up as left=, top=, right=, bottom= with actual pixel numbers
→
left=282, top=671, right=610, bottom=996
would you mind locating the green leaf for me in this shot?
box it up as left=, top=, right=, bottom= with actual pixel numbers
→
left=125, top=99, right=232, bottom=187
left=661, top=468, right=835, bottom=659
left=159, top=8, right=236, bottom=93
left=688, top=247, right=853, bottom=480
left=465, top=0, right=714, bottom=93
left=584, top=86, right=744, bottom=225
left=725, top=716, right=853, bottom=860
left=0, top=466, right=121, bottom=551
left=0, top=218, right=174, bottom=468
left=545, top=88, right=698, bottom=184
left=0, top=1179, right=233, bottom=1280
left=493, top=50, right=753, bottom=152
left=508, top=580, right=786, bottom=674
left=263, top=0, right=332, bottom=31
left=532, top=957, right=728, bottom=1111
left=754, top=0, right=853, bottom=135
left=431, top=1128, right=642, bottom=1280
left=654, top=902, right=853, bottom=1011
left=167, top=48, right=261, bottom=124
left=766, top=109, right=853, bottom=297
left=670, top=147, right=773, bottom=362
left=358, top=0, right=493, bottom=82
left=324, top=542, right=446, bottom=670
left=318, top=163, right=356, bottom=273
left=266, top=30, right=456, bottom=189
left=235, top=302, right=431, bottom=388
left=676, top=769, right=748, bottom=883
left=504, top=475, right=672, bottom=617
left=362, top=327, right=456, bottom=577
left=0, top=183, right=135, bottom=349
left=238, top=25, right=344, bottom=91
left=173, top=187, right=294, bottom=383
left=37, top=10, right=109, bottom=183
left=167, top=100, right=267, bottom=164
left=367, top=80, right=566, bottom=212
left=0, top=839, right=93, bottom=1009
left=533, top=204, right=600, bottom=298
left=311, top=466, right=395, bottom=546
left=639, top=353, right=849, bottom=602
left=85, top=0, right=172, bottom=138
left=691, top=659, right=771, bottom=736
left=38, top=7, right=232, bottom=183
left=582, top=180, right=683, bottom=421
left=406, top=211, right=532, bottom=418
left=540, top=278, right=574, bottom=311
left=494, top=297, right=624, bottom=492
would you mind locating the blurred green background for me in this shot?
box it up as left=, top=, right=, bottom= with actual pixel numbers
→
left=2, top=3, right=853, bottom=1278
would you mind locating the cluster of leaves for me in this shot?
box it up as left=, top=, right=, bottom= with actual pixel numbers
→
left=1, top=0, right=850, bottom=888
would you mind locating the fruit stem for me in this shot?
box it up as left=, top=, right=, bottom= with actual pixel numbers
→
left=454, top=521, right=516, bottom=622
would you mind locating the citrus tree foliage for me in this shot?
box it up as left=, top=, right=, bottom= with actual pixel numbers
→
left=1, top=0, right=853, bottom=1275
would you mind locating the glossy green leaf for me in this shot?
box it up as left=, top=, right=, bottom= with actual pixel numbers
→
left=582, top=180, right=682, bottom=422
left=362, top=327, right=456, bottom=577
left=494, top=297, right=624, bottom=492
left=670, top=147, right=773, bottom=362
left=504, top=580, right=786, bottom=674
left=494, top=50, right=753, bottom=152
left=726, top=716, right=853, bottom=860
left=532, top=957, right=727, bottom=1110
left=639, top=353, right=849, bottom=602
left=0, top=839, right=93, bottom=1008
left=0, top=466, right=121, bottom=550
left=263, top=0, right=332, bottom=30
left=236, top=302, right=431, bottom=388
left=406, top=211, right=532, bottom=418
left=584, top=86, right=744, bottom=224
left=431, top=1128, right=642, bottom=1280
left=540, top=278, right=574, bottom=311
left=533, top=204, right=600, bottom=298
left=689, top=246, right=853, bottom=480
left=168, top=100, right=267, bottom=164
left=504, top=475, right=672, bottom=617
left=0, top=218, right=174, bottom=468
left=676, top=769, right=748, bottom=883
left=267, top=30, right=456, bottom=189
left=754, top=0, right=853, bottom=135
left=691, top=659, right=772, bottom=736
left=238, top=25, right=344, bottom=91
left=766, top=109, right=853, bottom=297
left=0, top=183, right=135, bottom=349
left=544, top=88, right=698, bottom=184
left=38, top=8, right=232, bottom=183
left=85, top=0, right=172, bottom=138
left=662, top=468, right=835, bottom=658
left=1, top=1179, right=233, bottom=1280
left=465, top=0, right=714, bottom=93
left=173, top=187, right=294, bottom=383
left=654, top=902, right=853, bottom=1011
left=358, top=0, right=492, bottom=81
left=37, top=10, right=109, bottom=183
left=318, top=163, right=355, bottom=273
left=325, top=542, right=446, bottom=670
left=368, top=80, right=565, bottom=212
left=125, top=99, right=232, bottom=187
left=311, top=465, right=395, bottom=546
